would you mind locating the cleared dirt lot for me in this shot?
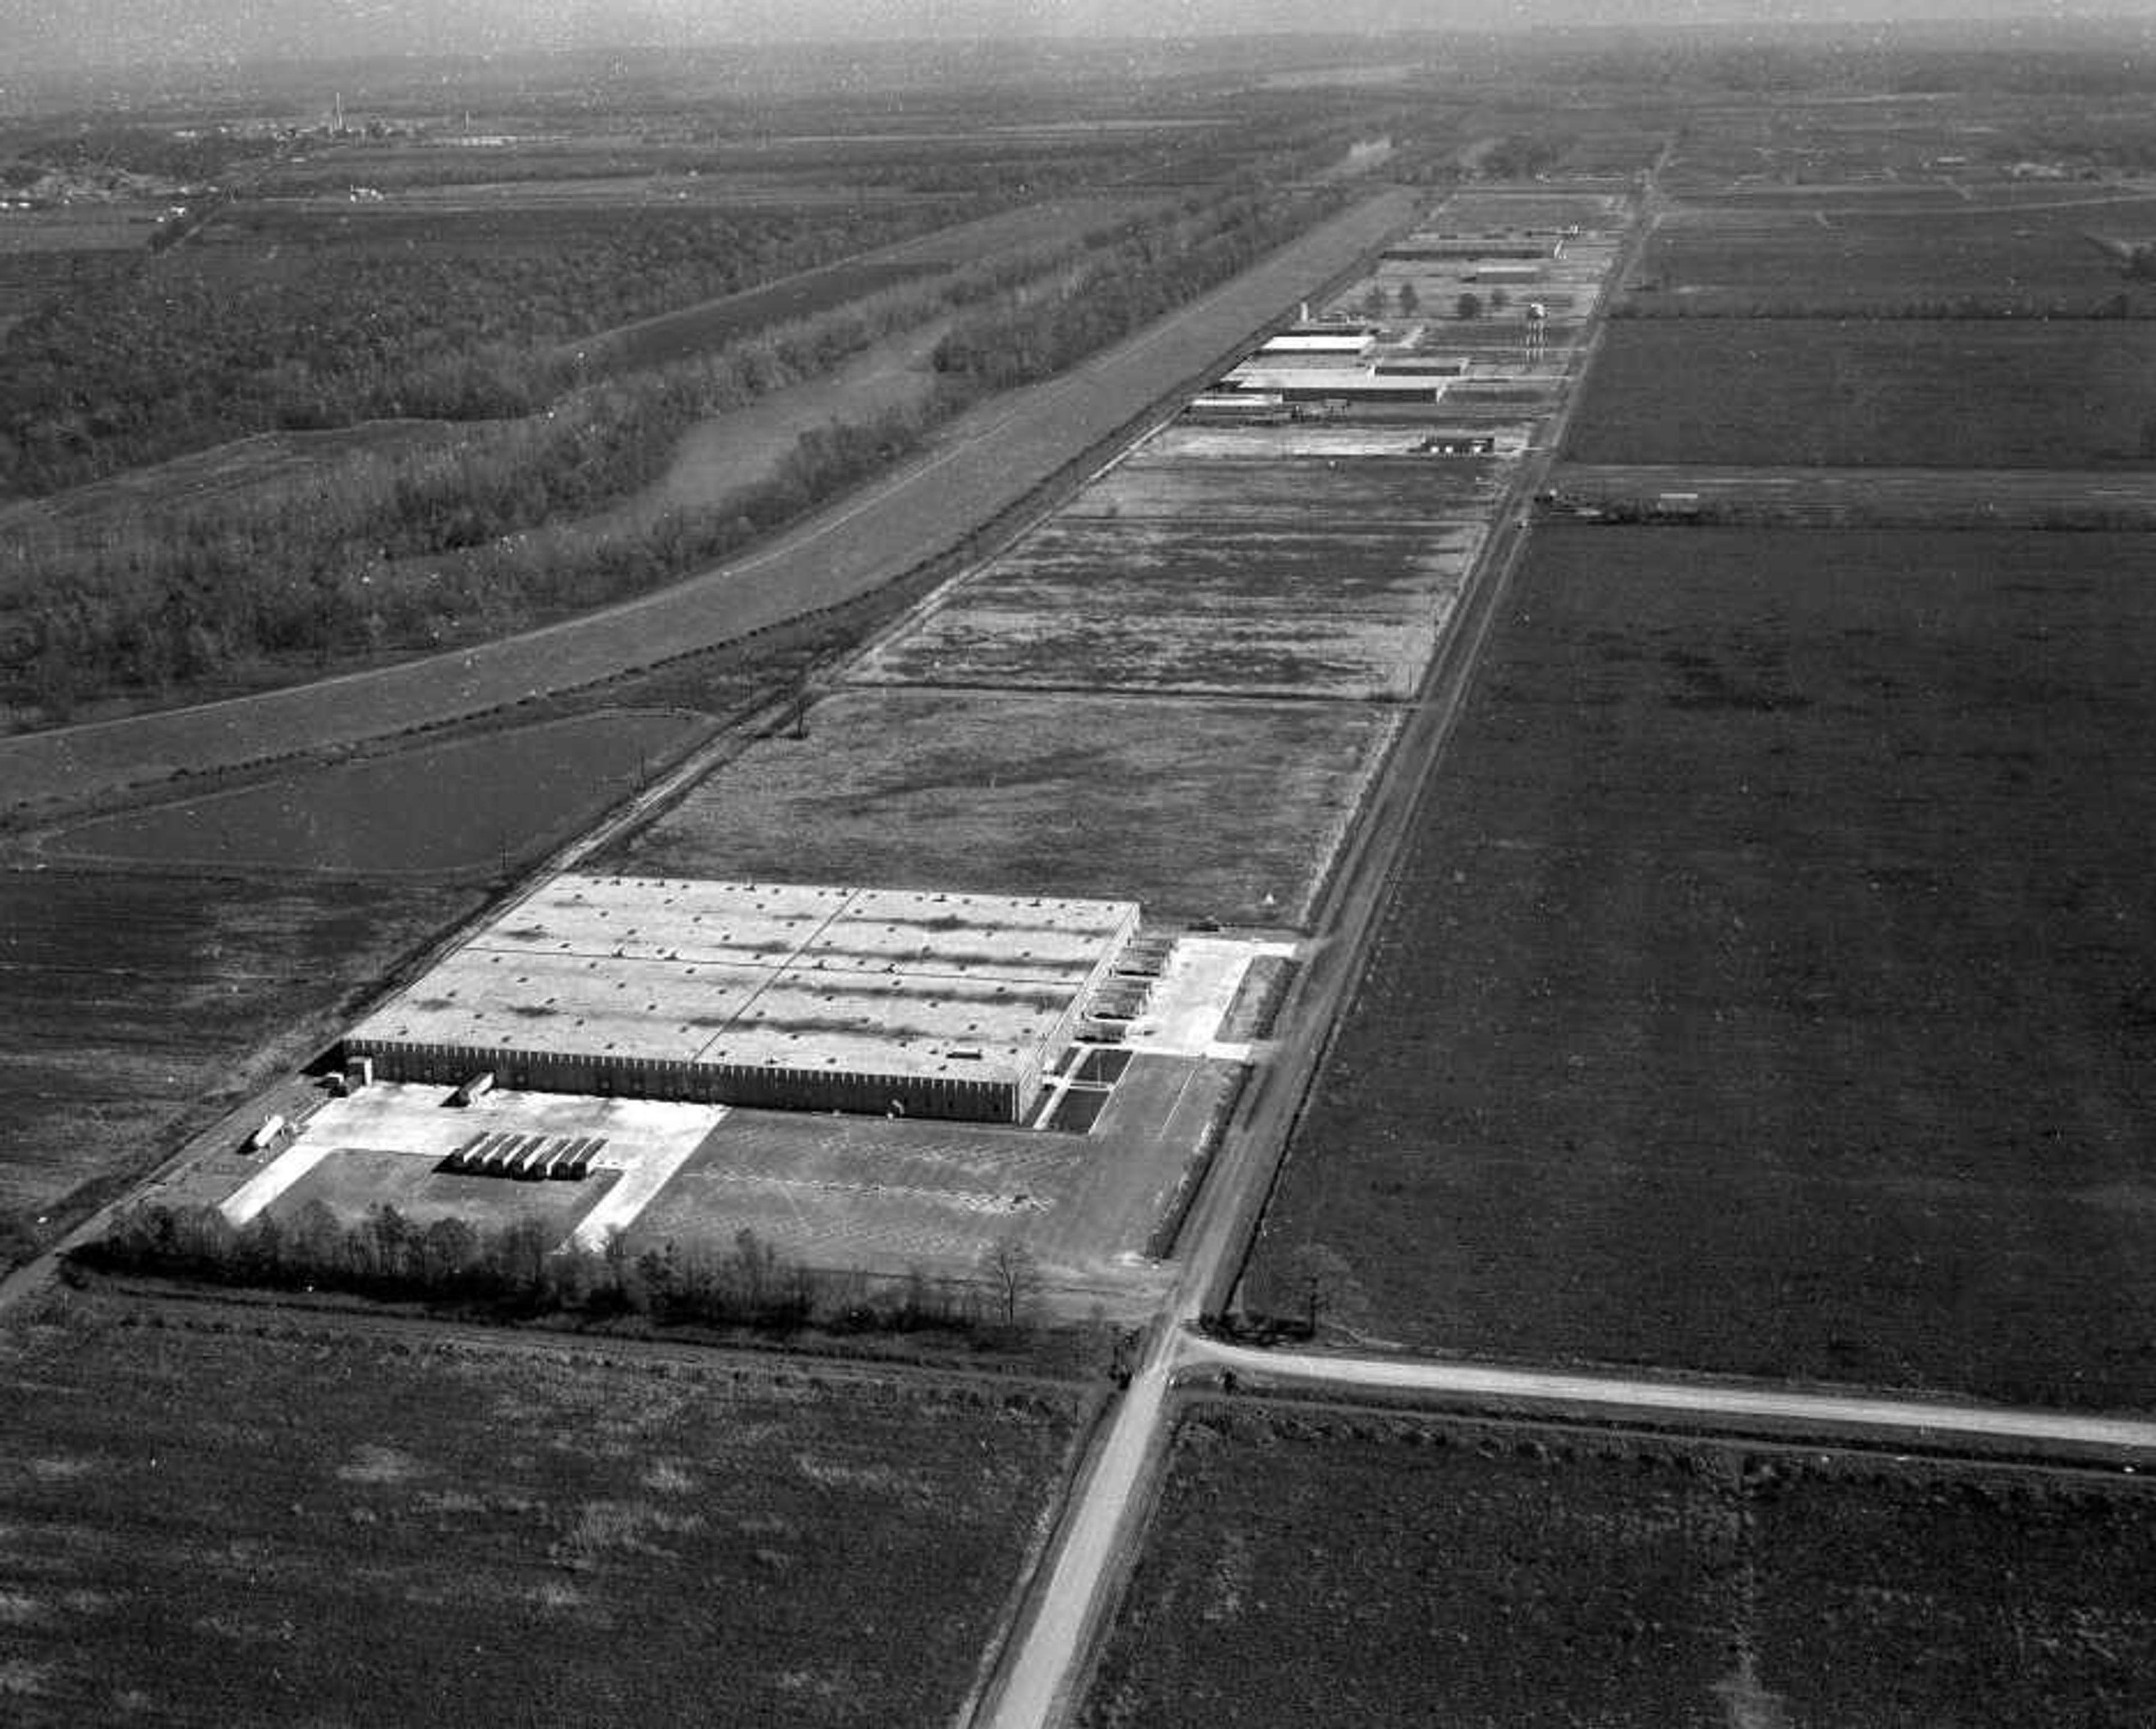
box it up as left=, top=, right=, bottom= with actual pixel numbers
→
left=603, top=687, right=1397, bottom=928
left=1249, top=525, right=2156, bottom=1408
left=0, top=1290, right=1082, bottom=1727
left=1567, top=318, right=2156, bottom=469
left=1061, top=447, right=1497, bottom=526
left=1081, top=1403, right=2156, bottom=1728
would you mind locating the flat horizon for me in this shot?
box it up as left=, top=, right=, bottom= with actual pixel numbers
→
left=9, top=0, right=2153, bottom=81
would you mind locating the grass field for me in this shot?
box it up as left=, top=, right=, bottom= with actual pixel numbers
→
left=0, top=1291, right=1082, bottom=1727
left=269, top=1146, right=623, bottom=1239
left=1081, top=1403, right=2156, bottom=1727
left=1568, top=318, right=2156, bottom=469
left=42, top=710, right=712, bottom=877
left=852, top=509, right=1482, bottom=700
left=604, top=688, right=1397, bottom=928
left=0, top=870, right=478, bottom=1237
left=1248, top=526, right=2156, bottom=1408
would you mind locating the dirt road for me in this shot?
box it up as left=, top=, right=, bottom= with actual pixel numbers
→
left=1552, top=461, right=2156, bottom=527
left=1186, top=1339, right=2156, bottom=1457
left=1, top=190, right=1414, bottom=817
left=977, top=1353, right=1176, bottom=1729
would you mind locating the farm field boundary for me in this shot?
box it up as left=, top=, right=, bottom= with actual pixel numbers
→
left=1549, top=462, right=2156, bottom=529
left=1184, top=1340, right=2156, bottom=1461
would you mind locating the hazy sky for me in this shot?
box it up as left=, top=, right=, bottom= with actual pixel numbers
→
left=6, top=0, right=2139, bottom=74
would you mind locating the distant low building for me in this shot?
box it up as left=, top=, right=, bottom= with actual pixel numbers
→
left=1385, top=239, right=1553, bottom=262
left=1220, top=366, right=1444, bottom=404
left=1260, top=332, right=1376, bottom=359
left=1373, top=356, right=1470, bottom=377
left=1184, top=391, right=1290, bottom=423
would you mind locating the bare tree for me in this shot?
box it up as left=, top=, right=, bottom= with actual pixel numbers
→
left=980, top=1234, right=1043, bottom=1329
left=1282, top=1240, right=1367, bottom=1338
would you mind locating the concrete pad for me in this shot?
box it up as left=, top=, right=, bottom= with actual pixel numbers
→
left=316, top=1083, right=722, bottom=1158
left=220, top=1141, right=341, bottom=1226
left=570, top=1122, right=716, bottom=1251
left=222, top=1082, right=729, bottom=1247
left=1120, top=936, right=1300, bottom=1059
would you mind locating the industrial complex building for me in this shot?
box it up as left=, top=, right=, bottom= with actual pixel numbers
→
left=342, top=874, right=1141, bottom=1123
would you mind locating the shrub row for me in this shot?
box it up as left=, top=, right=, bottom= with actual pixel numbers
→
left=79, top=1199, right=1023, bottom=1338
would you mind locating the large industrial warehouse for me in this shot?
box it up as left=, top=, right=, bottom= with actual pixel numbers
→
left=342, top=874, right=1140, bottom=1123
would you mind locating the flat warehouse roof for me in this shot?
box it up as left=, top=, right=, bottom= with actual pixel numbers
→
left=360, top=948, right=775, bottom=1063
left=1263, top=333, right=1374, bottom=352
left=483, top=877, right=851, bottom=967
left=708, top=971, right=1072, bottom=1075
left=346, top=874, right=1140, bottom=1092
left=1225, top=366, right=1446, bottom=395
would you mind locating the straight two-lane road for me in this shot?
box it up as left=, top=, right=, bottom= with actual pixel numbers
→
left=976, top=181, right=1668, bottom=1729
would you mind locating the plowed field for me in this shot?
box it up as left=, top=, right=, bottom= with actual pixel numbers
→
left=1082, top=1403, right=2156, bottom=1727
left=0, top=1293, right=1080, bottom=1728
left=1249, top=525, right=2156, bottom=1408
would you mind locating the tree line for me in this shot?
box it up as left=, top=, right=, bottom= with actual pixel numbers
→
left=931, top=179, right=1348, bottom=390
left=5, top=176, right=1350, bottom=721
left=79, top=1199, right=1046, bottom=1337
left=8, top=383, right=952, bottom=718
left=1, top=214, right=1104, bottom=717
left=0, top=199, right=969, bottom=497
